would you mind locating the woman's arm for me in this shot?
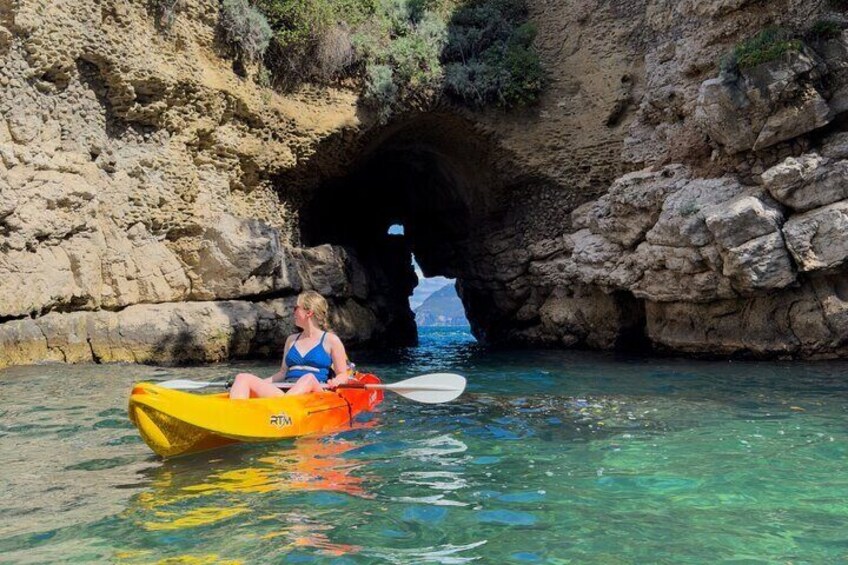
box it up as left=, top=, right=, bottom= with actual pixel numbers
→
left=267, top=335, right=294, bottom=382
left=326, top=334, right=351, bottom=388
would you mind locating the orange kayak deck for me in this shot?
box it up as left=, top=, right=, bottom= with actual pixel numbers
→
left=128, top=373, right=384, bottom=458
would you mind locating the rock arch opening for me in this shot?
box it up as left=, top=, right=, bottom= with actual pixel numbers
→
left=298, top=117, right=494, bottom=346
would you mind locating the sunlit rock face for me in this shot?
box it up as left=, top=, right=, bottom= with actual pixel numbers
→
left=3, top=0, right=848, bottom=367
left=0, top=0, right=408, bottom=367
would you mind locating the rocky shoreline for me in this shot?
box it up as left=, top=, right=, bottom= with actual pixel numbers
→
left=2, top=0, right=848, bottom=367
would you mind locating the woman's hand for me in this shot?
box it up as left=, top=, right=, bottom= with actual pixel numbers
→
left=326, top=375, right=350, bottom=390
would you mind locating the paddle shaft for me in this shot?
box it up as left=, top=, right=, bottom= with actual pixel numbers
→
left=156, top=373, right=466, bottom=403
left=276, top=381, right=455, bottom=392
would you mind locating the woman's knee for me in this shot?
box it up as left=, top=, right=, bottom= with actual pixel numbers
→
left=287, top=373, right=321, bottom=395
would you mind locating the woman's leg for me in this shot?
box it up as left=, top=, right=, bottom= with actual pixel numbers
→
left=229, top=373, right=286, bottom=399
left=285, top=374, right=325, bottom=396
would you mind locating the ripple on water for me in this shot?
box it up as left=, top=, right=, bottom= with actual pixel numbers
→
left=93, top=418, right=134, bottom=430
left=402, top=505, right=448, bottom=524
left=106, top=434, right=143, bottom=446
left=477, top=509, right=537, bottom=526
left=64, top=457, right=137, bottom=472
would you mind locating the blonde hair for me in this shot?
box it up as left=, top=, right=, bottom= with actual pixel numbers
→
left=297, top=291, right=330, bottom=330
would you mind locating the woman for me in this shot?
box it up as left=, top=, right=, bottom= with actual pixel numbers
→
left=229, top=291, right=352, bottom=399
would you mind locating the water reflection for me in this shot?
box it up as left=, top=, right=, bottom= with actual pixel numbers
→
left=125, top=437, right=374, bottom=559
left=392, top=435, right=472, bottom=509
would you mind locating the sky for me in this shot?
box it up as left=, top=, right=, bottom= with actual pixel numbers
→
left=389, top=224, right=455, bottom=310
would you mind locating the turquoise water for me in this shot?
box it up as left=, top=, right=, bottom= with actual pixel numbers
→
left=1, top=327, right=848, bottom=563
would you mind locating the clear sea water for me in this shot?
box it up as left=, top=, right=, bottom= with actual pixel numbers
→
left=1, top=326, right=847, bottom=564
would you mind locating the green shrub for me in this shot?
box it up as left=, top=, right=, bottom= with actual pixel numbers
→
left=255, top=0, right=372, bottom=82
left=244, top=0, right=546, bottom=115
left=365, top=63, right=398, bottom=121
left=807, top=19, right=843, bottom=41
left=379, top=9, right=446, bottom=88
left=256, top=0, right=373, bottom=49
left=355, top=0, right=447, bottom=118
left=257, top=64, right=272, bottom=87
left=722, top=27, right=803, bottom=72
left=442, top=0, right=546, bottom=107
left=220, top=0, right=274, bottom=63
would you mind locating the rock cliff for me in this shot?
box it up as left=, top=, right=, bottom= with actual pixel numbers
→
left=0, top=0, right=414, bottom=366
left=469, top=0, right=848, bottom=359
left=2, top=0, right=848, bottom=367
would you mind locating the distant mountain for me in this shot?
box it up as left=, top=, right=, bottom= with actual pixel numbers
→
left=409, top=275, right=453, bottom=310
left=414, top=283, right=469, bottom=327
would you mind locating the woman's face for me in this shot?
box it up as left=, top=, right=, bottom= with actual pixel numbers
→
left=293, top=303, right=312, bottom=328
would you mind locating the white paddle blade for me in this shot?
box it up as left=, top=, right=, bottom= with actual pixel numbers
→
left=158, top=379, right=227, bottom=390
left=376, top=373, right=466, bottom=404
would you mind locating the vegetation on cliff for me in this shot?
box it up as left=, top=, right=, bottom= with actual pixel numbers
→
left=720, top=27, right=804, bottom=72
left=213, top=0, right=547, bottom=118
left=221, top=0, right=274, bottom=62
left=807, top=19, right=844, bottom=42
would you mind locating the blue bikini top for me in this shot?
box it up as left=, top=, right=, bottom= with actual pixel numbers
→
left=284, top=332, right=333, bottom=382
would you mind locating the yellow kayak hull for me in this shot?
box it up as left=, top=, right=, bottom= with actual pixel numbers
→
left=128, top=374, right=384, bottom=458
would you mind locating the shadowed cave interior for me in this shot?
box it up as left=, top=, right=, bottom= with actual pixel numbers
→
left=300, top=137, right=477, bottom=346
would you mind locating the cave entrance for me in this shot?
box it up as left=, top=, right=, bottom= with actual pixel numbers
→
left=301, top=136, right=480, bottom=346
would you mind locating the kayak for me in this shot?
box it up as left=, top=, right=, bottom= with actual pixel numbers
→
left=128, top=373, right=384, bottom=458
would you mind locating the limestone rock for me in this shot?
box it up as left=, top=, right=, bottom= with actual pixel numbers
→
left=538, top=286, right=643, bottom=349
left=566, top=229, right=626, bottom=288
left=677, top=0, right=755, bottom=18
left=572, top=164, right=691, bottom=247
left=527, top=236, right=570, bottom=262
left=0, top=189, right=16, bottom=220
left=761, top=154, right=848, bottom=211
left=99, top=222, right=191, bottom=309
left=646, top=176, right=746, bottom=247
left=181, top=213, right=298, bottom=301
left=0, top=218, right=192, bottom=319
left=330, top=299, right=379, bottom=343
left=527, top=256, right=578, bottom=288
left=646, top=273, right=848, bottom=358
left=703, top=194, right=784, bottom=249
left=0, top=25, right=11, bottom=56
left=695, top=49, right=830, bottom=153
left=753, top=86, right=830, bottom=150
left=0, top=295, right=386, bottom=368
left=783, top=201, right=848, bottom=272
left=721, top=232, right=796, bottom=292
left=2, top=166, right=100, bottom=250
left=0, top=318, right=59, bottom=367
left=0, top=242, right=96, bottom=318
left=630, top=243, right=736, bottom=302
left=290, top=244, right=354, bottom=298
left=821, top=132, right=848, bottom=160
left=3, top=0, right=848, bottom=363
left=695, top=77, right=758, bottom=153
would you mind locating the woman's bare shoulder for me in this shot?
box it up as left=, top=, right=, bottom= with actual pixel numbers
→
left=325, top=331, right=345, bottom=347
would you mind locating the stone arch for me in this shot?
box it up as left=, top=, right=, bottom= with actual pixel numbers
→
left=293, top=113, right=507, bottom=345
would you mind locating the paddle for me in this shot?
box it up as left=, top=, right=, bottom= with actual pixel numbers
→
left=156, top=373, right=466, bottom=404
